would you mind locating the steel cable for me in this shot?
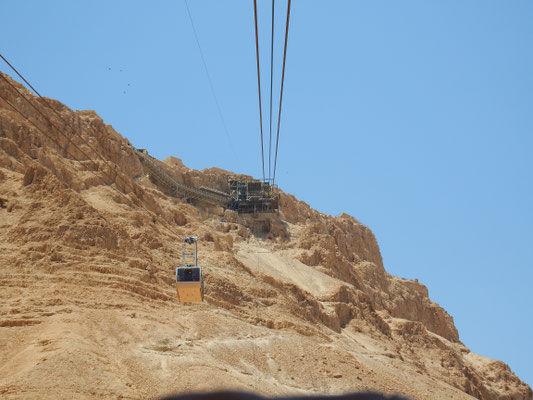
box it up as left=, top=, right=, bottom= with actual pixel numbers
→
left=272, top=0, right=291, bottom=185
left=268, top=0, right=275, bottom=181
left=0, top=69, right=183, bottom=242
left=0, top=54, right=137, bottom=194
left=183, top=0, right=240, bottom=164
left=253, top=0, right=266, bottom=181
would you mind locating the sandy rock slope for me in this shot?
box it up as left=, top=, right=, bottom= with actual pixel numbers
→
left=0, top=72, right=531, bottom=400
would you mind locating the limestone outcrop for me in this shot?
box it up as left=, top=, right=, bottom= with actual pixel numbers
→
left=0, top=71, right=530, bottom=400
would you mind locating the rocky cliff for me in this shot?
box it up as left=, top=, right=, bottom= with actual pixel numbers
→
left=0, top=71, right=531, bottom=400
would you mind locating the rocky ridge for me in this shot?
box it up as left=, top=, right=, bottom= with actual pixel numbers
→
left=0, top=71, right=531, bottom=400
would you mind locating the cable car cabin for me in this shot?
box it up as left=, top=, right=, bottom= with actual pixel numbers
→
left=176, top=266, right=204, bottom=302
left=176, top=237, right=204, bottom=303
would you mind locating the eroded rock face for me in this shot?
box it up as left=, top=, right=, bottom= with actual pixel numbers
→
left=0, top=71, right=531, bottom=400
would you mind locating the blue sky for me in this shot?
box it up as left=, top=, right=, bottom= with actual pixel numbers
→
left=1, top=0, right=532, bottom=387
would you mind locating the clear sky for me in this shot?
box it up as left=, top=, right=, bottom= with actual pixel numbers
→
left=1, top=0, right=532, bottom=387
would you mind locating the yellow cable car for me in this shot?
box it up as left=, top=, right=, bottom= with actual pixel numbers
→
left=176, top=237, right=204, bottom=302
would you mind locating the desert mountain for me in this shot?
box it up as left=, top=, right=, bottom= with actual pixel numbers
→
left=0, top=71, right=531, bottom=400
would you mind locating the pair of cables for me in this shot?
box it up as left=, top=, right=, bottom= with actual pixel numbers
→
left=0, top=54, right=184, bottom=243
left=253, top=0, right=292, bottom=185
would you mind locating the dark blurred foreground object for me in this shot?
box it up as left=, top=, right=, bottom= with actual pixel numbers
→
left=160, top=392, right=411, bottom=400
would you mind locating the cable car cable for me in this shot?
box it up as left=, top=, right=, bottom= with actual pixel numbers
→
left=1, top=59, right=204, bottom=298
left=272, top=0, right=291, bottom=185
left=1, top=54, right=133, bottom=185
left=268, top=0, right=275, bottom=181
left=0, top=54, right=44, bottom=98
left=0, top=89, right=111, bottom=194
left=0, top=83, right=122, bottom=226
left=184, top=0, right=239, bottom=163
left=0, top=82, right=185, bottom=257
left=0, top=73, right=139, bottom=205
left=0, top=73, right=109, bottom=173
left=253, top=0, right=266, bottom=182
left=0, top=71, right=183, bottom=246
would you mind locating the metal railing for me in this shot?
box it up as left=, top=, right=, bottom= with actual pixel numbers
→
left=135, top=149, right=230, bottom=208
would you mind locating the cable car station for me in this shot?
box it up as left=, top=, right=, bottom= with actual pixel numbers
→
left=135, top=149, right=279, bottom=215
